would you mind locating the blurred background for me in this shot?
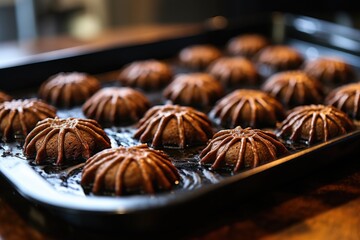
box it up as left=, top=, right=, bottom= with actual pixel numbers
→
left=1, top=0, right=360, bottom=42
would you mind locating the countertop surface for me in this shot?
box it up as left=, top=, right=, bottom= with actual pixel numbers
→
left=1, top=22, right=360, bottom=240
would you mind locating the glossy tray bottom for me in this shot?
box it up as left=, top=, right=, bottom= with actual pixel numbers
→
left=0, top=118, right=309, bottom=200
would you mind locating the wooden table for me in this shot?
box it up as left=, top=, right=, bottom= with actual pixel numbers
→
left=1, top=23, right=360, bottom=240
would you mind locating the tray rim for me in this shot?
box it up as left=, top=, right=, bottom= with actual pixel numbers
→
left=1, top=129, right=360, bottom=215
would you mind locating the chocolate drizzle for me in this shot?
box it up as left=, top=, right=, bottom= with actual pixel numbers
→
left=325, top=82, right=360, bottom=120
left=82, top=87, right=150, bottom=126
left=209, top=89, right=285, bottom=128
left=226, top=34, right=269, bottom=58
left=261, top=70, right=324, bottom=108
left=134, top=104, right=214, bottom=149
left=163, top=72, right=224, bottom=109
left=303, top=57, right=355, bottom=84
left=200, top=126, right=289, bottom=172
left=81, top=144, right=180, bottom=195
left=255, top=45, right=304, bottom=73
left=206, top=56, right=259, bottom=87
left=0, top=99, right=57, bottom=142
left=38, top=72, right=101, bottom=108
left=277, top=104, right=355, bottom=145
left=178, top=44, right=222, bottom=69
left=23, top=117, right=111, bottom=165
left=117, top=59, right=173, bottom=90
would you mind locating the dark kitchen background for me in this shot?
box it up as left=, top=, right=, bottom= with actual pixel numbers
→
left=1, top=0, right=359, bottom=42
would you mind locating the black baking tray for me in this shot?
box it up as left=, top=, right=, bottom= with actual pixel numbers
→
left=1, top=12, right=360, bottom=239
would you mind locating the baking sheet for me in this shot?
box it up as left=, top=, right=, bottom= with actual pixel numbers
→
left=1, top=12, right=360, bottom=237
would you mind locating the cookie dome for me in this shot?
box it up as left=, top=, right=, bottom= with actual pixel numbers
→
left=255, top=45, right=304, bottom=76
left=38, top=72, right=101, bottom=108
left=276, top=104, right=355, bottom=145
left=261, top=70, right=324, bottom=108
left=134, top=104, right=214, bottom=149
left=81, top=144, right=180, bottom=196
left=206, top=57, right=259, bottom=87
left=82, top=87, right=150, bottom=126
left=0, top=91, right=12, bottom=103
left=200, top=126, right=289, bottom=172
left=117, top=59, right=173, bottom=90
left=163, top=72, right=224, bottom=109
left=226, top=33, right=269, bottom=58
left=178, top=44, right=222, bottom=69
left=303, top=56, right=355, bottom=85
left=325, top=82, right=360, bottom=120
left=23, top=117, right=111, bottom=165
left=209, top=89, right=285, bottom=128
left=0, top=98, right=57, bottom=142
